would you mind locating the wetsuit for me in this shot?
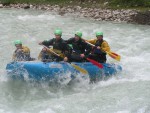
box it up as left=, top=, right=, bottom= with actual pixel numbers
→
left=87, top=39, right=110, bottom=63
left=12, top=46, right=31, bottom=61
left=40, top=38, right=70, bottom=61
left=65, top=38, right=91, bottom=62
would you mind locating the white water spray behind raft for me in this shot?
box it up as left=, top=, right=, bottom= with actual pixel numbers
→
left=0, top=8, right=150, bottom=113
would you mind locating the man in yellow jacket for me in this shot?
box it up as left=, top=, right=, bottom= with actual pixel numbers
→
left=87, top=32, right=110, bottom=63
left=12, top=40, right=31, bottom=61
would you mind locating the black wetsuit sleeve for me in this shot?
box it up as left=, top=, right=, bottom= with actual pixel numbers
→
left=62, top=41, right=69, bottom=52
left=84, top=42, right=92, bottom=55
left=61, top=40, right=72, bottom=57
left=42, top=39, right=54, bottom=47
left=65, top=38, right=74, bottom=44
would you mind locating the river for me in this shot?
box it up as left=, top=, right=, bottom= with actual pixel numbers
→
left=0, top=8, right=150, bottom=113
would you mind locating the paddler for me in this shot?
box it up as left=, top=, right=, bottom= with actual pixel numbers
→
left=38, top=29, right=70, bottom=62
left=12, top=40, right=32, bottom=61
left=86, top=32, right=110, bottom=63
left=64, top=31, right=91, bottom=62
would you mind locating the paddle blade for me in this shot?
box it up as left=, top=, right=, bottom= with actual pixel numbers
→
left=86, top=58, right=103, bottom=68
left=106, top=51, right=121, bottom=61
left=71, top=63, right=88, bottom=74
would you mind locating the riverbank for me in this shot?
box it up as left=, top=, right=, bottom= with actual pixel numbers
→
left=0, top=3, right=150, bottom=25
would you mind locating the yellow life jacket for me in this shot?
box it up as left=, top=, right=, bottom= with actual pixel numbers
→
left=12, top=46, right=30, bottom=60
left=87, top=38, right=110, bottom=52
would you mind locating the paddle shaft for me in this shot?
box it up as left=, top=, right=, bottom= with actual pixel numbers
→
left=84, top=40, right=120, bottom=61
left=41, top=45, right=88, bottom=74
left=70, top=46, right=103, bottom=68
left=42, top=45, right=60, bottom=57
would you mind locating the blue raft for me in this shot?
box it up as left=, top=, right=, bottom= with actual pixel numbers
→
left=6, top=61, right=122, bottom=81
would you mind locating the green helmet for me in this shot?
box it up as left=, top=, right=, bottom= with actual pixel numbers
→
left=54, top=29, right=62, bottom=36
left=75, top=31, right=82, bottom=38
left=14, top=40, right=22, bottom=45
left=68, top=44, right=73, bottom=49
left=96, top=32, right=103, bottom=36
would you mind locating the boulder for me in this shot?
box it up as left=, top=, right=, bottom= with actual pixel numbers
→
left=130, top=11, right=150, bottom=25
left=0, top=4, right=3, bottom=8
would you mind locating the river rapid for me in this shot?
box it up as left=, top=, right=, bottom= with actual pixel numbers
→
left=0, top=8, right=150, bottom=113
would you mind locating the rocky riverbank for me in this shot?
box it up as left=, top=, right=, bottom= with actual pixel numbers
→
left=0, top=3, right=150, bottom=25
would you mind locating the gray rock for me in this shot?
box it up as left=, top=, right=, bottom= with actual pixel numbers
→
left=1, top=3, right=146, bottom=25
left=24, top=5, right=30, bottom=9
left=130, top=11, right=150, bottom=25
left=0, top=4, right=3, bottom=8
left=74, top=6, right=81, bottom=11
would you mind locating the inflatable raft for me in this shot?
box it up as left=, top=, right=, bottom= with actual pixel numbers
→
left=6, top=61, right=122, bottom=81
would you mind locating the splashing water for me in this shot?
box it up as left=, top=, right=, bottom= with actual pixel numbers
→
left=0, top=8, right=150, bottom=113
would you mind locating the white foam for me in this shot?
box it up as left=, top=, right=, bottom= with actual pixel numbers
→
left=1, top=9, right=150, bottom=113
left=116, top=111, right=129, bottom=113
left=18, top=14, right=56, bottom=21
left=137, top=106, right=149, bottom=113
left=39, top=108, right=56, bottom=113
left=0, top=69, right=9, bottom=82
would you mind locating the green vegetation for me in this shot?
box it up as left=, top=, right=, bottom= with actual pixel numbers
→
left=109, top=0, right=150, bottom=8
left=0, top=0, right=150, bottom=9
left=0, top=0, right=76, bottom=5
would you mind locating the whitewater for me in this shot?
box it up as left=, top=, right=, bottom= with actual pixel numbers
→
left=0, top=8, right=150, bottom=113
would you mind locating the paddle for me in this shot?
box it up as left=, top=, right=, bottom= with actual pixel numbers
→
left=84, top=41, right=121, bottom=61
left=41, top=45, right=88, bottom=74
left=86, top=58, right=103, bottom=68
left=105, top=51, right=121, bottom=61
left=68, top=44, right=103, bottom=69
